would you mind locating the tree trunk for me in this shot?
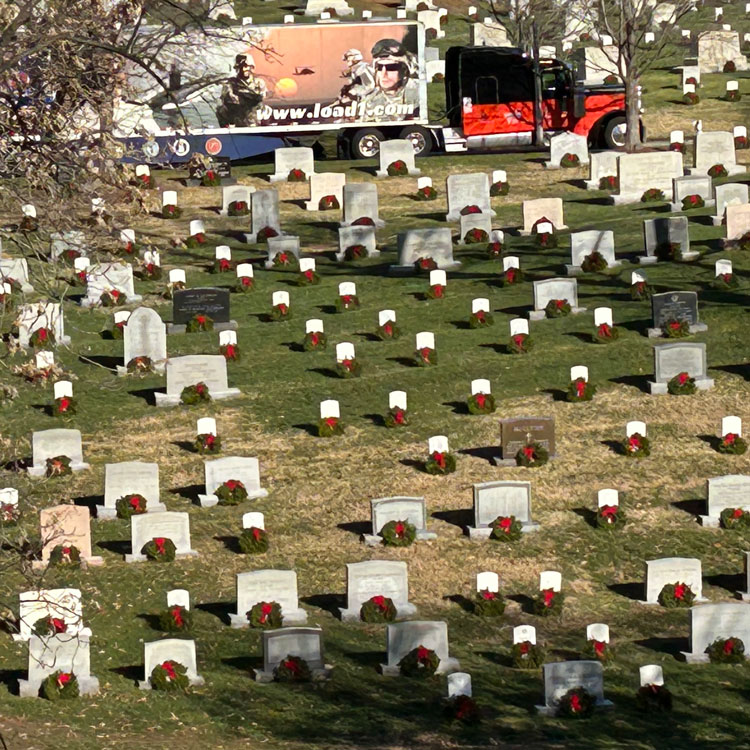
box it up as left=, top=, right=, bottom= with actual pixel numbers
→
left=624, top=72, right=641, bottom=152
left=531, top=21, right=545, bottom=147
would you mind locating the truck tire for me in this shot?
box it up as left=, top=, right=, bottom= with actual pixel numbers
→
left=350, top=128, right=384, bottom=159
left=603, top=116, right=627, bottom=149
left=398, top=125, right=433, bottom=156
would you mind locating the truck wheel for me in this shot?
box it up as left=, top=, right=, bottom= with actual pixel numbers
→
left=603, top=116, right=627, bottom=149
left=398, top=125, right=433, bottom=156
left=350, top=128, right=384, bottom=159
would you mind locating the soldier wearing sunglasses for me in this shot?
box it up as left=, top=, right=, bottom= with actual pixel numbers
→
left=360, top=38, right=418, bottom=118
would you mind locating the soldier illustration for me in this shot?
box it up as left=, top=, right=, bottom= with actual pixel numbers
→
left=216, top=53, right=268, bottom=127
left=360, top=38, right=419, bottom=119
left=337, top=48, right=375, bottom=103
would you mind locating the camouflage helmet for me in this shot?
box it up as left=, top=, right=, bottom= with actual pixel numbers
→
left=342, top=48, right=364, bottom=63
left=371, top=38, right=408, bottom=61
left=234, top=53, right=256, bottom=69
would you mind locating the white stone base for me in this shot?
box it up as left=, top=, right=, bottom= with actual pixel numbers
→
left=19, top=675, right=99, bottom=698
left=566, top=261, right=621, bottom=276
left=229, top=607, right=308, bottom=628
left=698, top=514, right=720, bottom=527
left=198, top=488, right=268, bottom=507
left=27, top=461, right=89, bottom=477
left=529, top=306, right=586, bottom=321
left=96, top=503, right=166, bottom=520
left=154, top=388, right=241, bottom=407
left=340, top=602, right=417, bottom=623
left=467, top=521, right=539, bottom=539
left=363, top=531, right=437, bottom=547
left=125, top=550, right=198, bottom=563
left=646, top=322, right=707, bottom=338
left=738, top=591, right=750, bottom=602
left=649, top=377, right=714, bottom=395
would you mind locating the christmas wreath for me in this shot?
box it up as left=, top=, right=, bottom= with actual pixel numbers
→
left=720, top=507, right=750, bottom=529
left=467, top=392, right=496, bottom=414
left=445, top=695, right=480, bottom=725
left=499, top=266, right=523, bottom=286
left=512, top=640, right=545, bottom=669
left=32, top=616, right=67, bottom=637
left=344, top=244, right=368, bottom=261
left=724, top=60, right=737, bottom=72
left=716, top=433, right=748, bottom=455
left=603, top=74, right=619, bottom=84
left=708, top=164, right=728, bottom=179
left=54, top=395, right=76, bottom=417
left=425, top=450, right=456, bottom=474
left=464, top=228, right=489, bottom=244
left=415, top=185, right=437, bottom=201
left=201, top=169, right=221, bottom=187
left=336, top=358, right=362, bottom=378
left=257, top=226, right=279, bottom=241
left=711, top=272, right=738, bottom=290
left=567, top=378, right=596, bottom=402
left=597, top=504, right=625, bottom=529
left=630, top=280, right=652, bottom=301
left=319, top=195, right=340, bottom=211
left=595, top=322, right=619, bottom=343
left=303, top=331, right=327, bottom=350
left=49, top=545, right=80, bottom=566
left=212, top=258, right=233, bottom=274
left=271, top=302, right=291, bottom=321
left=46, top=455, right=72, bottom=478
left=509, top=333, right=533, bottom=354
left=194, top=433, right=221, bottom=455
left=682, top=194, right=705, bottom=210
left=737, top=231, right=750, bottom=251
left=581, top=638, right=612, bottom=663
left=142, top=537, right=177, bottom=562
left=560, top=152, right=580, bottom=168
left=274, top=655, right=312, bottom=682
left=335, top=293, right=360, bottom=312
left=515, top=441, right=548, bottom=467
left=288, top=168, right=306, bottom=182
left=637, top=684, right=673, bottom=712
left=415, top=257, right=437, bottom=272
left=535, top=230, right=557, bottom=248
left=20, top=215, right=39, bottom=231
left=116, top=493, right=147, bottom=519
left=468, top=309, right=494, bottom=328
left=487, top=241, right=504, bottom=258
left=297, top=268, right=321, bottom=286
left=318, top=416, right=344, bottom=437
left=360, top=595, right=397, bottom=623
left=623, top=432, right=650, bottom=458
left=490, top=180, right=509, bottom=196
left=186, top=313, right=213, bottom=333
left=235, top=275, right=254, bottom=293
left=460, top=205, right=481, bottom=215
left=352, top=217, right=375, bottom=226
left=474, top=589, right=506, bottom=617
left=138, top=262, right=162, bottom=280
left=214, top=479, right=248, bottom=505
left=670, top=140, right=685, bottom=153
left=681, top=92, right=699, bottom=105
left=127, top=356, right=153, bottom=375
left=185, top=232, right=207, bottom=248
left=399, top=646, right=439, bottom=678
left=725, top=89, right=741, bottom=102
left=545, top=299, right=571, bottom=318
left=272, top=251, right=296, bottom=269
left=163, top=281, right=185, bottom=299
left=375, top=320, right=400, bottom=340
left=557, top=687, right=595, bottom=718
left=425, top=281, right=445, bottom=300
left=180, top=382, right=211, bottom=405
left=706, top=636, right=745, bottom=664
left=387, top=160, right=408, bottom=176
left=227, top=200, right=249, bottom=216
left=667, top=372, right=696, bottom=395
left=658, top=582, right=695, bottom=608
left=381, top=519, right=416, bottom=547
left=581, top=251, right=608, bottom=273
left=247, top=601, right=282, bottom=629
left=62, top=248, right=81, bottom=264
left=100, top=289, right=125, bottom=307
left=151, top=660, right=189, bottom=691
left=220, top=342, right=240, bottom=361
left=0, top=502, right=19, bottom=526
left=161, top=204, right=182, bottom=219
left=159, top=605, right=193, bottom=633
left=735, top=135, right=749, bottom=149
left=40, top=671, right=79, bottom=701
left=239, top=526, right=269, bottom=554
left=599, top=175, right=618, bottom=191
left=414, top=346, right=437, bottom=366
left=641, top=188, right=665, bottom=202
left=73, top=268, right=87, bottom=286
left=685, top=76, right=697, bottom=86
left=489, top=515, right=522, bottom=542
left=656, top=242, right=683, bottom=261
left=385, top=406, right=409, bottom=428
left=533, top=588, right=564, bottom=616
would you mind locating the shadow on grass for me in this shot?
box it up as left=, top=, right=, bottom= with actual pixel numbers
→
left=607, top=582, right=643, bottom=601
left=705, top=572, right=745, bottom=596
left=459, top=445, right=500, bottom=464
left=300, top=593, right=345, bottom=616
left=282, top=341, right=305, bottom=352
left=443, top=400, right=469, bottom=415
left=110, top=664, right=142, bottom=685
left=572, top=506, right=598, bottom=529
left=221, top=655, right=260, bottom=673
left=601, top=438, right=625, bottom=456
left=445, top=593, right=475, bottom=614
left=479, top=342, right=505, bottom=354
left=74, top=494, right=101, bottom=514
left=136, top=613, right=163, bottom=631
left=0, top=670, right=23, bottom=695
left=172, top=440, right=197, bottom=454
left=342, top=649, right=382, bottom=670
left=128, top=387, right=158, bottom=405
left=336, top=520, right=370, bottom=537
left=96, top=539, right=130, bottom=556
left=79, top=354, right=120, bottom=369
left=399, top=458, right=425, bottom=472
left=170, top=484, right=204, bottom=504
left=671, top=498, right=703, bottom=517
left=387, top=356, right=418, bottom=368
left=713, top=363, right=750, bottom=381
left=478, top=649, right=513, bottom=668
left=196, top=601, right=233, bottom=626
left=698, top=434, right=721, bottom=450
left=634, top=636, right=684, bottom=658
left=214, top=535, right=242, bottom=554
left=542, top=387, right=568, bottom=402
left=609, top=374, right=651, bottom=393
left=507, top=593, right=535, bottom=615
left=292, top=423, right=320, bottom=437
left=307, top=367, right=340, bottom=379
left=432, top=508, right=471, bottom=531
left=363, top=412, right=385, bottom=427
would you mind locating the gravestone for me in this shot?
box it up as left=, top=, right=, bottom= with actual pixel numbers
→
left=740, top=552, right=750, bottom=602
left=495, top=416, right=556, bottom=465
left=567, top=230, right=618, bottom=275
left=363, top=497, right=437, bottom=546
left=571, top=46, right=620, bottom=84
left=170, top=288, right=235, bottom=334
left=118, top=307, right=167, bottom=375
left=50, top=231, right=85, bottom=261
left=649, top=342, right=714, bottom=394
left=711, top=182, right=748, bottom=225
left=18, top=634, right=99, bottom=697
left=643, top=558, right=706, bottom=604
left=341, top=183, right=384, bottom=227
left=305, top=172, right=346, bottom=211
left=381, top=621, right=460, bottom=676
left=613, top=151, right=683, bottom=205
left=270, top=147, right=315, bottom=182
left=670, top=175, right=714, bottom=212
left=155, top=355, right=240, bottom=406
left=467, top=481, right=539, bottom=538
left=640, top=664, right=664, bottom=687
left=445, top=173, right=493, bottom=221
left=14, top=588, right=88, bottom=642
left=229, top=570, right=307, bottom=627
left=585, top=150, right=619, bottom=190
left=336, top=226, right=378, bottom=260
left=255, top=627, right=332, bottom=682
left=82, top=262, right=140, bottom=307
left=447, top=673, right=472, bottom=698
left=304, top=0, right=353, bottom=16
left=125, top=511, right=197, bottom=562
left=98, top=461, right=164, bottom=519
left=699, top=475, right=750, bottom=527
left=220, top=185, right=254, bottom=216
left=682, top=602, right=750, bottom=663
left=697, top=30, right=748, bottom=73
left=417, top=9, right=444, bottom=39
left=536, top=661, right=612, bottom=715
left=198, top=456, right=269, bottom=507
left=376, top=139, right=420, bottom=178
left=648, top=292, right=705, bottom=337
left=458, top=212, right=493, bottom=245
left=244, top=190, right=282, bottom=243
left=724, top=203, right=750, bottom=243
left=691, top=131, right=745, bottom=176
left=28, top=429, right=89, bottom=476
left=394, top=229, right=458, bottom=272
left=17, top=302, right=70, bottom=348
left=0, top=257, right=33, bottom=292
left=266, top=236, right=300, bottom=268
left=521, top=198, right=566, bottom=234
left=37, top=505, right=102, bottom=567
left=470, top=19, right=510, bottom=46
left=641, top=216, right=693, bottom=263
left=545, top=132, right=590, bottom=169
left=138, top=639, right=204, bottom=688
left=530, top=278, right=585, bottom=320
left=339, top=560, right=417, bottom=622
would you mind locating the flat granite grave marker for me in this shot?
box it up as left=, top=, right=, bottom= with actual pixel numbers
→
left=138, top=639, right=204, bottom=688
left=255, top=627, right=332, bottom=682
left=155, top=354, right=240, bottom=406
left=536, top=661, right=612, bottom=715
left=381, top=621, right=460, bottom=676
left=28, top=429, right=89, bottom=476
left=229, top=570, right=307, bottom=627
left=98, top=461, right=164, bottom=519
left=339, top=560, right=417, bottom=622
left=19, top=633, right=99, bottom=697
left=648, top=291, right=706, bottom=337
left=363, top=496, right=437, bottom=546
left=649, top=342, right=714, bottom=394
left=170, top=288, right=236, bottom=334
left=125, top=511, right=197, bottom=562
left=467, top=480, right=539, bottom=538
left=682, top=602, right=750, bottom=663
left=198, top=456, right=269, bottom=507
left=699, top=475, right=750, bottom=527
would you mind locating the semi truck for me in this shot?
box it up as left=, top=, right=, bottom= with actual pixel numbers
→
left=116, top=20, right=630, bottom=164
